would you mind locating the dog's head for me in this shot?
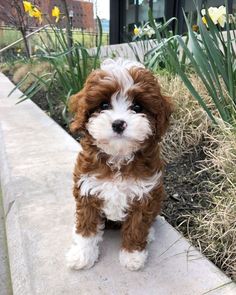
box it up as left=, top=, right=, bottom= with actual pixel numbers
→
left=69, top=59, right=172, bottom=157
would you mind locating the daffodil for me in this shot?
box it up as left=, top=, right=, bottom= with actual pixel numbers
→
left=133, top=25, right=141, bottom=37
left=202, top=16, right=207, bottom=25
left=30, top=7, right=42, bottom=23
left=143, top=25, right=155, bottom=38
left=201, top=6, right=226, bottom=28
left=52, top=6, right=60, bottom=23
left=23, top=1, right=32, bottom=13
left=217, top=6, right=226, bottom=27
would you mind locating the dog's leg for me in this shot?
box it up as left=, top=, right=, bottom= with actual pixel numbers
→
left=66, top=194, right=104, bottom=270
left=119, top=187, right=164, bottom=271
left=119, top=213, right=153, bottom=271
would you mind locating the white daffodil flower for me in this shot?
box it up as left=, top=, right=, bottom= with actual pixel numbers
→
left=143, top=25, right=155, bottom=38
left=201, top=6, right=227, bottom=27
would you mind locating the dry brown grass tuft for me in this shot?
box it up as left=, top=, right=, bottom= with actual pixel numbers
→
left=0, top=62, right=23, bottom=76
left=0, top=63, right=11, bottom=75
left=186, top=125, right=236, bottom=279
left=158, top=73, right=236, bottom=280
left=12, top=62, right=52, bottom=91
left=157, top=74, right=210, bottom=163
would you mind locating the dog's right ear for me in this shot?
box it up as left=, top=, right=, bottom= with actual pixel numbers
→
left=68, top=91, right=87, bottom=134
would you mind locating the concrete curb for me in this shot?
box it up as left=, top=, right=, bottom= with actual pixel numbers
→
left=0, top=189, right=12, bottom=295
left=0, top=72, right=235, bottom=295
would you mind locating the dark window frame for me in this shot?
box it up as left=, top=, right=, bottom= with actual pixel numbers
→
left=110, top=0, right=234, bottom=44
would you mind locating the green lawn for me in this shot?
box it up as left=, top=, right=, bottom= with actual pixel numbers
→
left=0, top=27, right=109, bottom=51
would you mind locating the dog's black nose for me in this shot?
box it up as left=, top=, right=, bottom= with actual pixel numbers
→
left=112, top=119, right=127, bottom=134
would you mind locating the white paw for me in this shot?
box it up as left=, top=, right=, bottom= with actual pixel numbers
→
left=119, top=249, right=148, bottom=271
left=66, top=230, right=103, bottom=270
left=66, top=243, right=99, bottom=270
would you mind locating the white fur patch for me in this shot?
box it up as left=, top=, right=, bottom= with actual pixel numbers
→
left=101, top=58, right=144, bottom=92
left=119, top=249, right=148, bottom=271
left=87, top=93, right=152, bottom=157
left=66, top=228, right=103, bottom=270
left=87, top=58, right=151, bottom=157
left=78, top=171, right=162, bottom=221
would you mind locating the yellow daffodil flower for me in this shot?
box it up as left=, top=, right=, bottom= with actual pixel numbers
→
left=202, top=16, right=207, bottom=25
left=23, top=1, right=32, bottom=13
left=134, top=25, right=141, bottom=36
left=201, top=6, right=226, bottom=28
left=52, top=6, right=60, bottom=23
left=31, top=7, right=42, bottom=23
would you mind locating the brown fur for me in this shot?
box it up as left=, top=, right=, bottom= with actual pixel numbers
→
left=73, top=183, right=104, bottom=236
left=122, top=185, right=165, bottom=252
left=70, top=66, right=172, bottom=252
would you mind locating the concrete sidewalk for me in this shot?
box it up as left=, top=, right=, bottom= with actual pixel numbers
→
left=0, top=190, right=12, bottom=295
left=0, top=72, right=235, bottom=295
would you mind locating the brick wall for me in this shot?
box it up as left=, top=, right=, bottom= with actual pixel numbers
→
left=39, top=0, right=95, bottom=30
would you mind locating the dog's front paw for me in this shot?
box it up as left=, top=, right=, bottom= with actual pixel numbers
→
left=66, top=243, right=99, bottom=270
left=66, top=232, right=103, bottom=270
left=119, top=249, right=148, bottom=271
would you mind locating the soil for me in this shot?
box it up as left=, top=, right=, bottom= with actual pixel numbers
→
left=163, top=146, right=211, bottom=232
left=31, top=91, right=212, bottom=235
left=31, top=91, right=68, bottom=130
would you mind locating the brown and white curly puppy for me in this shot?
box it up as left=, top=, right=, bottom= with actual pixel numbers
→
left=66, top=58, right=172, bottom=271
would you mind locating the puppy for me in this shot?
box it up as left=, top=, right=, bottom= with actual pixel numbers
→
left=66, top=58, right=172, bottom=271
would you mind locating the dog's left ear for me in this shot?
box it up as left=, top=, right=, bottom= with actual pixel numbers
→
left=68, top=91, right=87, bottom=134
left=157, top=94, right=173, bottom=140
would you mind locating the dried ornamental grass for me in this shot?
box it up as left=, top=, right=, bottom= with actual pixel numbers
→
left=158, top=74, right=236, bottom=279
left=157, top=74, right=210, bottom=163
left=183, top=125, right=236, bottom=280
left=12, top=62, right=52, bottom=91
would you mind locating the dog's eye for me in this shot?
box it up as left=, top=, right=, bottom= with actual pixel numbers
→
left=131, top=103, right=142, bottom=113
left=100, top=102, right=111, bottom=110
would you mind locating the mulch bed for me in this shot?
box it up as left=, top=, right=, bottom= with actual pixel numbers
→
left=163, top=145, right=211, bottom=232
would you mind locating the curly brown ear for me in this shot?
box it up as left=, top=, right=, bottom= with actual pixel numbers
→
left=155, top=94, right=173, bottom=141
left=68, top=94, right=79, bottom=114
left=162, top=95, right=174, bottom=132
left=68, top=91, right=87, bottom=134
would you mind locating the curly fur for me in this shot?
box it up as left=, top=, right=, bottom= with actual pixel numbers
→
left=66, top=58, right=172, bottom=271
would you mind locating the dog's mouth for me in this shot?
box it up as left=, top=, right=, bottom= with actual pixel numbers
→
left=97, top=134, right=133, bottom=145
left=94, top=135, right=140, bottom=157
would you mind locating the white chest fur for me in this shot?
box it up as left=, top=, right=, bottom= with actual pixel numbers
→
left=77, top=171, right=162, bottom=221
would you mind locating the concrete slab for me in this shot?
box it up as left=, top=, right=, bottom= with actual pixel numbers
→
left=0, top=72, right=235, bottom=295
left=0, top=190, right=12, bottom=295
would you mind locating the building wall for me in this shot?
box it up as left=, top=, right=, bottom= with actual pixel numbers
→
left=110, top=0, right=235, bottom=44
left=40, top=0, right=95, bottom=30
